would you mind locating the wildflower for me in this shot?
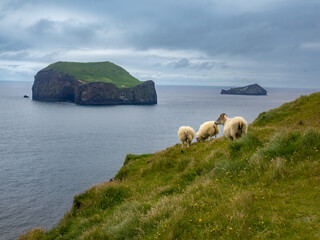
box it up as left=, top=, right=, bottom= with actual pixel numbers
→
left=226, top=171, right=229, bottom=174
left=190, top=220, right=193, bottom=222
left=316, top=150, right=319, bottom=152
left=229, top=227, right=233, bottom=230
left=249, top=227, right=251, bottom=230
left=194, top=203, right=197, bottom=207
left=199, top=219, right=202, bottom=222
left=261, top=221, right=264, bottom=224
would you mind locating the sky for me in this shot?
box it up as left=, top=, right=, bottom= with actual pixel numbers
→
left=0, top=0, right=319, bottom=88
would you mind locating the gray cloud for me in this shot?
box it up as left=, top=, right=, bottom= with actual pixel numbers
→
left=168, top=58, right=190, bottom=69
left=0, top=0, right=319, bottom=87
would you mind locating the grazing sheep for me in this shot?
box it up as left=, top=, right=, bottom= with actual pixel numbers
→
left=178, top=126, right=195, bottom=148
left=196, top=121, right=220, bottom=142
left=215, top=113, right=248, bottom=140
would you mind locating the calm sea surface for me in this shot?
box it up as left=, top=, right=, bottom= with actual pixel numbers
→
left=0, top=81, right=317, bottom=239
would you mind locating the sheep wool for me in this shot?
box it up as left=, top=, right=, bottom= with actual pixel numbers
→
left=215, top=113, right=247, bottom=140
left=178, top=126, right=195, bottom=148
left=196, top=121, right=220, bottom=142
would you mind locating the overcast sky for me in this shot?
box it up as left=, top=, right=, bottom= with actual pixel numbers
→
left=0, top=0, right=319, bottom=87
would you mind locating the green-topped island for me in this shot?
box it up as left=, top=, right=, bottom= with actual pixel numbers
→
left=32, top=61, right=157, bottom=105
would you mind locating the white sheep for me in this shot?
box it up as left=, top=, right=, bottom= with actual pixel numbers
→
left=178, top=126, right=195, bottom=148
left=215, top=113, right=248, bottom=140
left=196, top=121, right=220, bottom=142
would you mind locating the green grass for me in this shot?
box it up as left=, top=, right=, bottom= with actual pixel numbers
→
left=19, top=92, right=320, bottom=240
left=44, top=61, right=142, bottom=88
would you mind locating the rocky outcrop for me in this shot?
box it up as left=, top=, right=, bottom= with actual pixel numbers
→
left=32, top=69, right=157, bottom=105
left=32, top=69, right=80, bottom=102
left=75, top=80, right=157, bottom=105
left=221, top=83, right=267, bottom=95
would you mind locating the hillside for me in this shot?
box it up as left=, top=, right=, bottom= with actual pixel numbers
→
left=44, top=61, right=142, bottom=88
left=20, top=92, right=320, bottom=239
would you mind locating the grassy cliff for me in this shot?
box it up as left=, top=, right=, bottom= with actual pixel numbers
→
left=20, top=92, right=320, bottom=240
left=44, top=61, right=142, bottom=88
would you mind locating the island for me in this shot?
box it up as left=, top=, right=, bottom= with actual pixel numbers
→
left=32, top=61, right=157, bottom=105
left=221, top=83, right=267, bottom=95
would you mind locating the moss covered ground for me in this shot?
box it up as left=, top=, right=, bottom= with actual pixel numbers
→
left=20, top=92, right=320, bottom=239
left=44, top=61, right=142, bottom=88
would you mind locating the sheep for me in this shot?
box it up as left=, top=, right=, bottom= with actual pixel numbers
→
left=178, top=126, right=195, bottom=148
left=215, top=113, right=248, bottom=141
left=196, top=121, right=220, bottom=142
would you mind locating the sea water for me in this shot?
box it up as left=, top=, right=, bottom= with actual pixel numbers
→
left=0, top=81, right=317, bottom=240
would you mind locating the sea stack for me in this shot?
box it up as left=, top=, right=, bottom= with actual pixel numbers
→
left=221, top=83, right=267, bottom=95
left=32, top=61, right=157, bottom=105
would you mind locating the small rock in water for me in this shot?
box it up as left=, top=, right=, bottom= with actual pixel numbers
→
left=23, top=95, right=30, bottom=98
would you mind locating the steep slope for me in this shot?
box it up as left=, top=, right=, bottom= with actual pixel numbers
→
left=20, top=92, right=320, bottom=240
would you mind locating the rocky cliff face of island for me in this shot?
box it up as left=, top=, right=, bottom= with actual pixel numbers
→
left=32, top=69, right=157, bottom=105
left=221, top=83, right=267, bottom=95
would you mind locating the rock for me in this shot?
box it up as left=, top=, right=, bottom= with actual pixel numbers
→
left=75, top=80, right=157, bottom=105
left=32, top=69, right=80, bottom=102
left=32, top=69, right=157, bottom=105
left=221, top=83, right=267, bottom=95
left=23, top=95, right=29, bottom=98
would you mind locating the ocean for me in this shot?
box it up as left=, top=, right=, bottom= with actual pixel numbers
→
left=0, top=81, right=317, bottom=240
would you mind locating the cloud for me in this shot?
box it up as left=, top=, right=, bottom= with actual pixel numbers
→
left=168, top=58, right=190, bottom=69
left=0, top=0, right=319, bottom=88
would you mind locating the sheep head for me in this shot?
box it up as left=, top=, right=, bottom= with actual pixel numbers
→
left=215, top=113, right=227, bottom=125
